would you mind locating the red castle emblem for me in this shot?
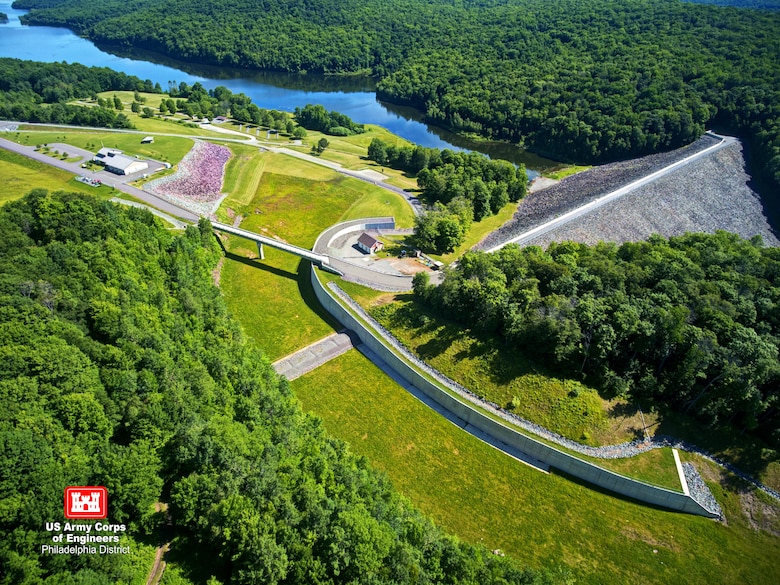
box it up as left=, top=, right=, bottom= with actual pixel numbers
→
left=64, top=486, right=108, bottom=519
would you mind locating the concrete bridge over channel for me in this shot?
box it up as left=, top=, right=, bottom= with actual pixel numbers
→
left=210, top=221, right=343, bottom=275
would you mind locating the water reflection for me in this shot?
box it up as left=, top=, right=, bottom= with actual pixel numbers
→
left=0, top=0, right=557, bottom=173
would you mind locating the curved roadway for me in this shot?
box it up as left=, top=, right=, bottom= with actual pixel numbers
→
left=0, top=124, right=413, bottom=289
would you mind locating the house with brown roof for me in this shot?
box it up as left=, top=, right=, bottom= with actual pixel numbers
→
left=357, top=232, right=383, bottom=254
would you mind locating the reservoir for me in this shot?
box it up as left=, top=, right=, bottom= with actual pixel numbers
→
left=0, top=0, right=554, bottom=172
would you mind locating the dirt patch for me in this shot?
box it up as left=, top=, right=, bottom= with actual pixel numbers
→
left=740, top=489, right=780, bottom=536
left=211, top=257, right=225, bottom=287
left=589, top=399, right=657, bottom=445
left=356, top=169, right=388, bottom=182
left=388, top=257, right=433, bottom=275
left=529, top=177, right=559, bottom=192
left=369, top=292, right=404, bottom=308
left=619, top=525, right=681, bottom=552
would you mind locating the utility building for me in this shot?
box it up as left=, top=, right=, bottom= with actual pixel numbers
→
left=357, top=232, right=384, bottom=254
left=93, top=148, right=149, bottom=175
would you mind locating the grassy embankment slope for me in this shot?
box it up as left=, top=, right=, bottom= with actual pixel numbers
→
left=216, top=139, right=415, bottom=360
left=291, top=347, right=780, bottom=585
left=211, top=130, right=780, bottom=584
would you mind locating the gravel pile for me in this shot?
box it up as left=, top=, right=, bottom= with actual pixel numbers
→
left=527, top=141, right=778, bottom=248
left=683, top=463, right=723, bottom=517
left=329, top=282, right=778, bottom=512
left=476, top=133, right=726, bottom=251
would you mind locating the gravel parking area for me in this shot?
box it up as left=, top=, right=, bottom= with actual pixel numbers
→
left=474, top=133, right=780, bottom=251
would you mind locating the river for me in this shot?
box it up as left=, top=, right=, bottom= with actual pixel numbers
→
left=0, top=0, right=555, bottom=172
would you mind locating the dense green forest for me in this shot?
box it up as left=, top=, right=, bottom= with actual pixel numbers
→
left=0, top=190, right=554, bottom=584
left=0, top=58, right=162, bottom=128
left=366, top=138, right=528, bottom=252
left=294, top=104, right=365, bottom=136
left=411, top=233, right=780, bottom=447
left=682, top=0, right=780, bottom=9
left=12, top=0, right=780, bottom=192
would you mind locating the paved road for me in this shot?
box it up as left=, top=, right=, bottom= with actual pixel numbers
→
left=0, top=136, right=200, bottom=222
left=485, top=133, right=734, bottom=252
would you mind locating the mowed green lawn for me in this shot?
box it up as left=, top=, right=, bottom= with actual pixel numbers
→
left=218, top=148, right=415, bottom=359
left=292, top=348, right=780, bottom=585
left=10, top=128, right=194, bottom=165
left=0, top=148, right=116, bottom=204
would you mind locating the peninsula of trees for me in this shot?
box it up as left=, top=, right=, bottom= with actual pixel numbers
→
left=0, top=190, right=551, bottom=584
left=13, top=0, right=780, bottom=193
left=0, top=58, right=159, bottom=127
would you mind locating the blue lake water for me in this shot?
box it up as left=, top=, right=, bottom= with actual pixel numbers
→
left=0, top=0, right=553, bottom=171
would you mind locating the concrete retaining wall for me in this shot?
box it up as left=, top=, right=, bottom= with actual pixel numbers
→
left=314, top=217, right=396, bottom=252
left=310, top=265, right=718, bottom=517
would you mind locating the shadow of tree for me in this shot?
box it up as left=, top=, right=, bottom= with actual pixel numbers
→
left=654, top=413, right=779, bottom=480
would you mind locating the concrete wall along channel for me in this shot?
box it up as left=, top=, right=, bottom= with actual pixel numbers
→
left=308, top=224, right=718, bottom=517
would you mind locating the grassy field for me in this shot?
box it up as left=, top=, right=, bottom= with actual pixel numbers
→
left=292, top=348, right=780, bottom=585
left=289, top=125, right=421, bottom=191
left=545, top=165, right=591, bottom=180
left=217, top=146, right=415, bottom=358
left=8, top=129, right=194, bottom=166
left=0, top=148, right=117, bottom=204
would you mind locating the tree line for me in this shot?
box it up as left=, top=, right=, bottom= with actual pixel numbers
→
left=412, top=232, right=780, bottom=447
left=14, top=0, right=780, bottom=195
left=367, top=137, right=527, bottom=253
left=0, top=190, right=557, bottom=584
left=154, top=81, right=304, bottom=136
left=0, top=58, right=163, bottom=128
left=294, top=104, right=365, bottom=136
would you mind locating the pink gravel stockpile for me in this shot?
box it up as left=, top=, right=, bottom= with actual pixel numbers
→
left=148, top=141, right=231, bottom=203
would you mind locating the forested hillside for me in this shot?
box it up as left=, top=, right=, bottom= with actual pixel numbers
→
left=0, top=58, right=161, bottom=127
left=13, top=0, right=780, bottom=192
left=0, top=190, right=550, bottom=584
left=412, top=233, right=780, bottom=447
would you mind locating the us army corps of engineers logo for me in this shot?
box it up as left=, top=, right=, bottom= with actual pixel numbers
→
left=41, top=486, right=130, bottom=556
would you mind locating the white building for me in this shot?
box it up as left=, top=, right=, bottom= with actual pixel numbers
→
left=357, top=232, right=384, bottom=254
left=93, top=148, right=149, bottom=175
